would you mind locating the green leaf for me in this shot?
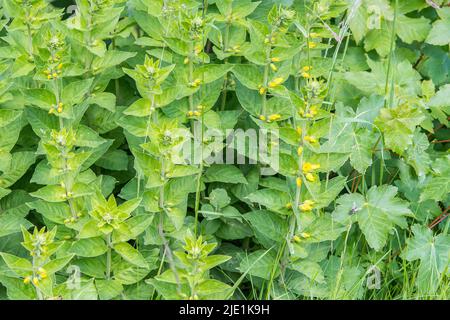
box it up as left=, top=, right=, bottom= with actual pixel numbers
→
left=402, top=225, right=450, bottom=294
left=204, top=165, right=247, bottom=184
left=396, top=15, right=431, bottom=44
left=42, top=255, right=74, bottom=274
left=426, top=9, right=450, bottom=46
left=239, top=249, right=278, bottom=280
left=95, top=279, right=123, bottom=300
left=70, top=238, right=108, bottom=257
left=244, top=210, right=288, bottom=244
left=334, top=185, right=413, bottom=251
left=113, top=242, right=148, bottom=268
left=289, top=260, right=325, bottom=284
left=375, top=105, right=425, bottom=155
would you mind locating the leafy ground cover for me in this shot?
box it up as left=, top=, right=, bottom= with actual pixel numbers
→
left=0, top=0, right=449, bottom=300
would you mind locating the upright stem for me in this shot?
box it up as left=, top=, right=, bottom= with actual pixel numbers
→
left=106, top=233, right=112, bottom=280
left=220, top=22, right=231, bottom=111
left=32, top=255, right=43, bottom=300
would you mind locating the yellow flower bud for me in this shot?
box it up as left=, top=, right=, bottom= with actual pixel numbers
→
left=187, top=111, right=194, bottom=117
left=304, top=135, right=317, bottom=144
left=23, top=276, right=31, bottom=284
left=300, top=232, right=311, bottom=239
left=32, top=277, right=39, bottom=285
left=193, top=111, right=201, bottom=117
left=296, top=127, right=302, bottom=135
left=271, top=57, right=281, bottom=62
left=268, top=77, right=284, bottom=88
left=297, top=146, right=303, bottom=156
left=259, top=115, right=266, bottom=121
left=57, top=107, right=63, bottom=113
left=57, top=63, right=63, bottom=70
left=296, top=177, right=302, bottom=187
left=299, top=200, right=314, bottom=212
left=301, top=72, right=311, bottom=79
left=268, top=114, right=281, bottom=122
left=293, top=235, right=301, bottom=243
left=305, top=172, right=316, bottom=182
left=303, top=163, right=320, bottom=172
left=52, top=73, right=58, bottom=78
left=270, top=63, right=278, bottom=72
left=285, top=202, right=292, bottom=209
left=302, top=66, right=312, bottom=72
left=47, top=75, right=52, bottom=80
left=259, top=86, right=267, bottom=95
left=308, top=42, right=317, bottom=49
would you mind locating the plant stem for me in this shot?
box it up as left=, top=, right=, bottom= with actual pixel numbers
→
left=106, top=233, right=112, bottom=280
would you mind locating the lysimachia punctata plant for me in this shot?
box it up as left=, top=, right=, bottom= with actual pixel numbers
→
left=0, top=0, right=448, bottom=300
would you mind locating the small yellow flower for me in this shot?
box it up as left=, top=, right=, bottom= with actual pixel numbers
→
left=285, top=202, right=292, bottom=209
left=300, top=232, right=311, bottom=239
left=302, top=66, right=312, bottom=72
left=302, top=162, right=320, bottom=173
left=271, top=57, right=281, bottom=62
left=305, top=172, right=316, bottom=182
left=52, top=73, right=58, bottom=78
left=296, top=177, right=302, bottom=187
left=32, top=277, right=39, bottom=286
left=299, top=200, right=314, bottom=212
left=292, top=235, right=301, bottom=243
left=296, top=127, right=302, bottom=135
left=308, top=42, right=317, bottom=49
left=297, top=146, right=303, bottom=156
left=259, top=115, right=266, bottom=121
left=187, top=111, right=194, bottom=117
left=270, top=63, right=278, bottom=72
left=304, top=135, right=318, bottom=144
left=23, top=276, right=31, bottom=285
left=301, top=72, right=311, bottom=79
left=268, top=114, right=281, bottom=122
left=57, top=107, right=63, bottom=113
left=38, top=268, right=48, bottom=279
left=310, top=105, right=318, bottom=116
left=259, top=86, right=267, bottom=95
left=47, top=75, right=52, bottom=80
left=268, top=77, right=284, bottom=88
left=57, top=63, right=63, bottom=70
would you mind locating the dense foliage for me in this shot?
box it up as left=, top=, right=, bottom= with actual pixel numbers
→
left=0, top=0, right=449, bottom=300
